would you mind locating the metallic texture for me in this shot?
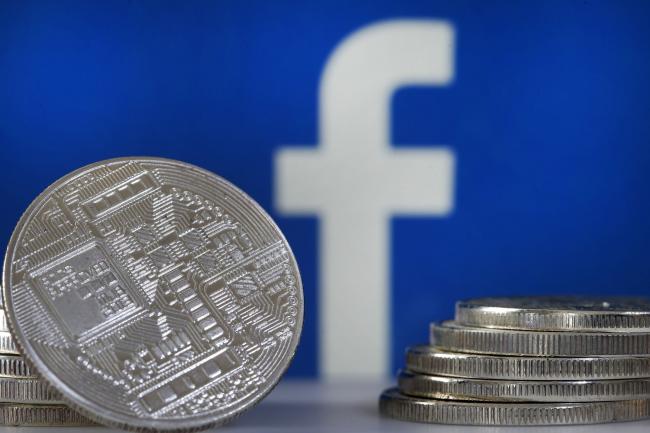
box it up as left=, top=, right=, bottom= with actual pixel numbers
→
left=3, top=158, right=304, bottom=432
left=456, top=296, right=650, bottom=332
left=406, top=345, right=650, bottom=380
left=0, top=404, right=95, bottom=426
left=431, top=321, right=650, bottom=356
left=397, top=370, right=650, bottom=402
left=0, top=310, right=7, bottom=332
left=0, top=355, right=36, bottom=378
left=379, top=387, right=650, bottom=425
left=0, top=377, right=63, bottom=403
left=0, top=332, right=19, bottom=355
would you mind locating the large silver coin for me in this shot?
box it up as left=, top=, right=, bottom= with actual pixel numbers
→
left=431, top=321, right=650, bottom=356
left=0, top=404, right=95, bottom=426
left=2, top=158, right=303, bottom=432
left=398, top=370, right=650, bottom=402
left=406, top=345, right=650, bottom=380
left=379, top=387, right=650, bottom=425
left=456, top=296, right=650, bottom=332
left=0, top=376, right=64, bottom=403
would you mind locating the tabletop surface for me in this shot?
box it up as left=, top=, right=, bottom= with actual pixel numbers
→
left=3, top=380, right=650, bottom=433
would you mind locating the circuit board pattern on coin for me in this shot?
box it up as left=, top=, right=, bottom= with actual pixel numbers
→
left=2, top=158, right=303, bottom=431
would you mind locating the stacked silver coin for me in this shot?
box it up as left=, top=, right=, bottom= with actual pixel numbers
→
left=380, top=296, right=650, bottom=426
left=0, top=305, right=94, bottom=426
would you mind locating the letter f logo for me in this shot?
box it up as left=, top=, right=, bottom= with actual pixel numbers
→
left=275, top=20, right=456, bottom=378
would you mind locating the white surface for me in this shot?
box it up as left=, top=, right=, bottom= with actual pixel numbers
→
left=275, top=19, right=455, bottom=378
left=3, top=380, right=650, bottom=432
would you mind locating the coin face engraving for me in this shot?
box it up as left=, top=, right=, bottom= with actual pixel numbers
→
left=3, top=158, right=303, bottom=431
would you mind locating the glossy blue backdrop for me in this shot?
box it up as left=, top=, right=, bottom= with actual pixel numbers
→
left=1, top=1, right=650, bottom=377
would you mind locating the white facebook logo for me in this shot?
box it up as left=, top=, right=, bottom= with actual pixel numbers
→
left=275, top=19, right=456, bottom=378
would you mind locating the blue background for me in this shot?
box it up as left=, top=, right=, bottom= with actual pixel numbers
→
left=1, top=1, right=649, bottom=377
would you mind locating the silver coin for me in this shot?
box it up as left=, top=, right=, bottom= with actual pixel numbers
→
left=0, top=376, right=63, bottom=403
left=3, top=157, right=303, bottom=432
left=0, top=355, right=36, bottom=378
left=406, top=345, right=650, bottom=380
left=0, top=403, right=95, bottom=426
left=0, top=331, right=19, bottom=355
left=431, top=321, right=650, bottom=356
left=456, top=296, right=650, bottom=332
left=379, top=387, right=650, bottom=425
left=398, top=370, right=650, bottom=402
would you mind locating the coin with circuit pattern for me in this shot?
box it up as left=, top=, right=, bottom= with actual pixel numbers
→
left=3, top=157, right=304, bottom=432
left=456, top=296, right=650, bottom=332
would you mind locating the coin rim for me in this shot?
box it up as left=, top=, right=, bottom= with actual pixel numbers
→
left=0, top=376, right=64, bottom=403
left=0, top=354, right=37, bottom=378
left=397, top=369, right=650, bottom=402
left=2, top=156, right=304, bottom=432
left=406, top=345, right=650, bottom=380
left=431, top=321, right=650, bottom=356
left=379, top=387, right=650, bottom=425
left=456, top=296, right=650, bottom=332
left=0, top=310, right=7, bottom=332
left=0, top=331, right=19, bottom=355
left=0, top=403, right=95, bottom=426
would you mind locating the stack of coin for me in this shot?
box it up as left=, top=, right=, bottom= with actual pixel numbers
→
left=380, top=296, right=650, bottom=426
left=0, top=305, right=93, bottom=426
